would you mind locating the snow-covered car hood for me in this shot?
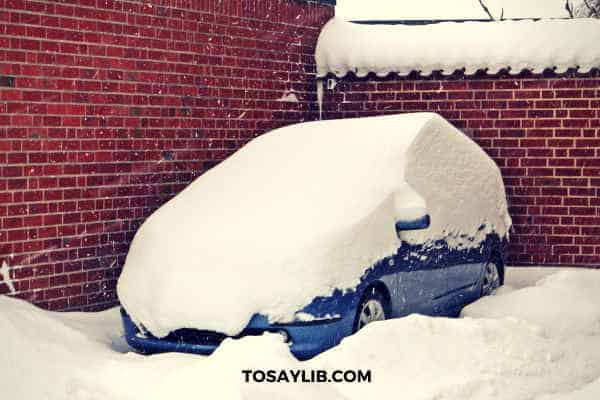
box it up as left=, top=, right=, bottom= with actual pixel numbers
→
left=117, top=113, right=511, bottom=337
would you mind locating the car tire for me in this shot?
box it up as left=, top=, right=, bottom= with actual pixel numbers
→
left=354, top=288, right=388, bottom=332
left=481, top=259, right=502, bottom=296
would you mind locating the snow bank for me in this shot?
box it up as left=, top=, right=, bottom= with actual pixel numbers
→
left=3, top=268, right=600, bottom=400
left=316, top=18, right=600, bottom=78
left=149, top=334, right=347, bottom=400
left=118, top=113, right=510, bottom=337
left=0, top=296, right=124, bottom=399
left=463, top=269, right=600, bottom=337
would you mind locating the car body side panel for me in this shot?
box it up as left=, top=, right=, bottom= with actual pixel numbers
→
left=359, top=231, right=503, bottom=318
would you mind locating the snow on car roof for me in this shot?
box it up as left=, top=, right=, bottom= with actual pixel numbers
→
left=117, top=113, right=510, bottom=337
left=316, top=18, right=600, bottom=78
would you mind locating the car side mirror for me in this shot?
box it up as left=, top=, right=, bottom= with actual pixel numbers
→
left=395, top=214, right=430, bottom=234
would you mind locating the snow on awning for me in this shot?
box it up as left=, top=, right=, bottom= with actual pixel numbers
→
left=315, top=18, right=600, bottom=78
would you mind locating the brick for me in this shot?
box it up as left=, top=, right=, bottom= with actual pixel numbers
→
left=322, top=73, right=600, bottom=268
left=487, top=91, right=514, bottom=100
left=0, top=0, right=336, bottom=311
left=3, top=1, right=599, bottom=311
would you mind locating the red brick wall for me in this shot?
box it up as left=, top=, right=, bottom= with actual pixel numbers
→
left=0, top=0, right=334, bottom=310
left=321, top=71, right=600, bottom=268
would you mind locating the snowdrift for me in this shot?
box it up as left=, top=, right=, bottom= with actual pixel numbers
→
left=117, top=113, right=510, bottom=337
left=316, top=18, right=600, bottom=78
left=3, top=268, right=600, bottom=400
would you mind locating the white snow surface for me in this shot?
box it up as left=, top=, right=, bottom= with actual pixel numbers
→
left=316, top=18, right=600, bottom=78
left=117, top=113, right=510, bottom=337
left=336, top=0, right=588, bottom=21
left=3, top=267, right=600, bottom=400
left=278, top=91, right=300, bottom=102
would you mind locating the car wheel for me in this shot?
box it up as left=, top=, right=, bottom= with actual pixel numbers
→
left=481, top=260, right=501, bottom=296
left=354, top=289, right=387, bottom=332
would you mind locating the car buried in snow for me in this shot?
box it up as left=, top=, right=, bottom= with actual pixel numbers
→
left=117, top=112, right=512, bottom=360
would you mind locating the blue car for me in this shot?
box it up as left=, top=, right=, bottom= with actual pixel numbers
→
left=121, top=231, right=505, bottom=360
left=118, top=113, right=511, bottom=360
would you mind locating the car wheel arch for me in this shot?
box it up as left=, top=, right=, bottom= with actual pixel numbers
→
left=354, top=281, right=392, bottom=327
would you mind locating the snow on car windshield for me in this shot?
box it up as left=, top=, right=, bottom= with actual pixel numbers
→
left=117, top=113, right=511, bottom=337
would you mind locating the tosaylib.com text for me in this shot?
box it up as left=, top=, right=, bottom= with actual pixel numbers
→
left=242, top=369, right=372, bottom=384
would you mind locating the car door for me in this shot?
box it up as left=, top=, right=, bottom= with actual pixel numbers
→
left=430, top=235, right=488, bottom=315
left=391, top=240, right=445, bottom=317
left=393, top=234, right=484, bottom=317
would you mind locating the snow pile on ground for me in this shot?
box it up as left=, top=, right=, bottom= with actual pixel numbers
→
left=540, top=377, right=600, bottom=400
left=0, top=297, right=125, bottom=399
left=464, top=269, right=600, bottom=337
left=117, top=113, right=509, bottom=337
left=316, top=18, right=600, bottom=78
left=2, top=267, right=600, bottom=400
